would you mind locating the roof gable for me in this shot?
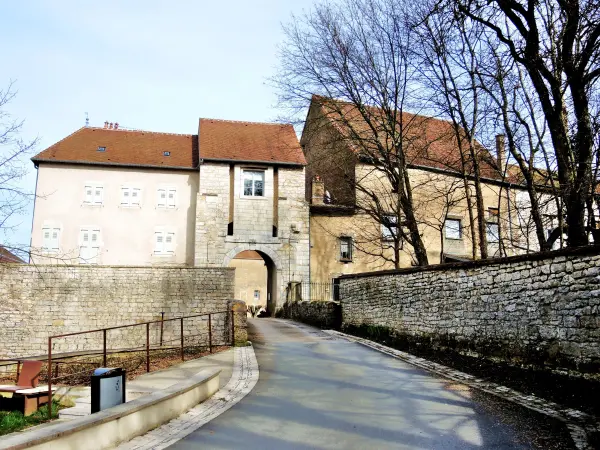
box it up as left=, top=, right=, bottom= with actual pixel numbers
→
left=198, top=119, right=305, bottom=165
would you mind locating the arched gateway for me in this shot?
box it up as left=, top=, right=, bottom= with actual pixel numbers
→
left=192, top=119, right=310, bottom=315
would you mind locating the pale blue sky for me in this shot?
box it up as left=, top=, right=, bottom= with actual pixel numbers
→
left=0, top=0, right=315, bottom=248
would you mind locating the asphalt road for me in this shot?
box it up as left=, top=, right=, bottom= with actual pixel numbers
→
left=168, top=319, right=573, bottom=449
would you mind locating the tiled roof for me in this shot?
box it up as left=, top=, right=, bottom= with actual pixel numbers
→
left=0, top=246, right=26, bottom=264
left=32, top=127, right=198, bottom=169
left=199, top=119, right=305, bottom=165
left=312, top=96, right=507, bottom=182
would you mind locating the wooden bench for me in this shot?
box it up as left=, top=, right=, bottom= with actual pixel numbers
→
left=0, top=361, right=55, bottom=416
left=0, top=385, right=57, bottom=416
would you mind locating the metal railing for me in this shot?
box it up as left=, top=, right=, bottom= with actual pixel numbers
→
left=287, top=282, right=340, bottom=302
left=41, top=309, right=235, bottom=419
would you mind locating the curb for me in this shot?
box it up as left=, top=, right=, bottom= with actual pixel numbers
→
left=325, top=329, right=599, bottom=450
left=117, top=343, right=259, bottom=449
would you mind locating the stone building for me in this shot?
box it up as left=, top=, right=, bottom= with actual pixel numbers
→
left=30, top=119, right=309, bottom=313
left=301, top=96, right=536, bottom=285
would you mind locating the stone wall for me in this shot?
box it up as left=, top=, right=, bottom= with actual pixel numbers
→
left=280, top=301, right=341, bottom=329
left=195, top=162, right=310, bottom=312
left=339, top=247, right=600, bottom=374
left=0, top=264, right=235, bottom=359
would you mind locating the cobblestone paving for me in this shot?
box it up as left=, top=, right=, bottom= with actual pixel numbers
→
left=325, top=329, right=599, bottom=450
left=116, top=344, right=258, bottom=450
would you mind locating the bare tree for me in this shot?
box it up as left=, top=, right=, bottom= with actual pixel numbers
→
left=0, top=81, right=37, bottom=260
left=274, top=0, right=433, bottom=266
left=415, top=6, right=501, bottom=259
left=452, top=0, right=600, bottom=247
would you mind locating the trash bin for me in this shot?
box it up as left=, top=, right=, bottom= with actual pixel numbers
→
left=91, top=367, right=126, bottom=413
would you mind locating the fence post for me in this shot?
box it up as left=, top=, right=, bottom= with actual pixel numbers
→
left=146, top=323, right=150, bottom=373
left=47, top=338, right=52, bottom=420
left=103, top=329, right=107, bottom=367
left=180, top=317, right=184, bottom=361
left=208, top=314, right=212, bottom=353
left=160, top=312, right=165, bottom=347
left=230, top=309, right=235, bottom=346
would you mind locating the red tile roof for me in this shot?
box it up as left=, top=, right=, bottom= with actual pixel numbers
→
left=312, top=96, right=507, bottom=182
left=32, top=127, right=198, bottom=169
left=32, top=119, right=305, bottom=169
left=199, top=119, right=305, bottom=165
left=0, top=246, right=26, bottom=264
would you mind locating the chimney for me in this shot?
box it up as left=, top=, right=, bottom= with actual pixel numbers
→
left=496, top=134, right=506, bottom=173
left=312, top=176, right=325, bottom=205
left=109, top=122, right=114, bottom=129
left=114, top=122, right=119, bottom=130
left=104, top=121, right=109, bottom=129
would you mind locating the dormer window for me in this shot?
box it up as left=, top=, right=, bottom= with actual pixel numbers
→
left=97, top=146, right=106, bottom=152
left=163, top=151, right=171, bottom=156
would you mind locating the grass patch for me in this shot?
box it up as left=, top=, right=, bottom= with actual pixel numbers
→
left=0, top=401, right=62, bottom=436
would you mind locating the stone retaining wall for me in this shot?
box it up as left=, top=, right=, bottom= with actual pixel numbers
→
left=0, top=265, right=235, bottom=359
left=339, top=247, right=600, bottom=374
left=280, top=301, right=341, bottom=329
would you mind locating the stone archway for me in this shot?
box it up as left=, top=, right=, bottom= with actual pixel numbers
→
left=224, top=244, right=281, bottom=316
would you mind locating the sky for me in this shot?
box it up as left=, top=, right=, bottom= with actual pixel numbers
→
left=0, top=0, right=316, bottom=249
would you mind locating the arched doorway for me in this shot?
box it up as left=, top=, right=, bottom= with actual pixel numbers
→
left=226, top=249, right=278, bottom=316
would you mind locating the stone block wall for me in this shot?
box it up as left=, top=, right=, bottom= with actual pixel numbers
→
left=339, top=247, right=600, bottom=374
left=0, top=264, right=235, bottom=359
left=195, top=162, right=310, bottom=312
left=280, top=301, right=341, bottom=329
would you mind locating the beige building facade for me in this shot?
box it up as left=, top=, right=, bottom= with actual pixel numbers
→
left=30, top=119, right=310, bottom=314
left=302, top=96, right=529, bottom=286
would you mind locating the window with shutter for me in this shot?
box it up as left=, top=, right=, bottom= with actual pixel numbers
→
left=84, top=184, right=103, bottom=205
left=42, top=227, right=60, bottom=252
left=167, top=189, right=176, bottom=208
left=157, top=189, right=167, bottom=207
left=121, top=187, right=141, bottom=207
left=154, top=231, right=175, bottom=255
left=79, top=228, right=100, bottom=264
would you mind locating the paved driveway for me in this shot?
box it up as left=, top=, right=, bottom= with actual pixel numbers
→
left=169, top=319, right=573, bottom=449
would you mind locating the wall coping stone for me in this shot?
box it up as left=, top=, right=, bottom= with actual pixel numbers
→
left=338, top=245, right=600, bottom=280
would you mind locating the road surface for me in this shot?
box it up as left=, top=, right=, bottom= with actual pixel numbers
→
left=169, top=319, right=573, bottom=449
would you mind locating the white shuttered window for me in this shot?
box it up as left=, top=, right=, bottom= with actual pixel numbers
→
left=157, top=188, right=176, bottom=209
left=84, top=184, right=103, bottom=205
left=154, top=231, right=175, bottom=255
left=79, top=228, right=100, bottom=264
left=42, top=227, right=60, bottom=252
left=121, top=187, right=141, bottom=206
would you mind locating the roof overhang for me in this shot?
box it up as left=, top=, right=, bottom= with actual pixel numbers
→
left=31, top=158, right=198, bottom=172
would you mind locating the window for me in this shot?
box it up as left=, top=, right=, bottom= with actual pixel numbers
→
left=339, top=236, right=353, bottom=261
left=157, top=187, right=176, bottom=209
left=254, top=290, right=260, bottom=301
left=154, top=231, right=175, bottom=255
left=486, top=222, right=500, bottom=243
left=444, top=218, right=462, bottom=240
left=381, top=215, right=398, bottom=241
left=243, top=170, right=264, bottom=197
left=163, top=151, right=170, bottom=156
left=42, top=227, right=60, bottom=252
left=121, top=186, right=141, bottom=207
left=97, top=146, right=106, bottom=152
left=79, top=228, right=100, bottom=264
left=84, top=184, right=103, bottom=205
